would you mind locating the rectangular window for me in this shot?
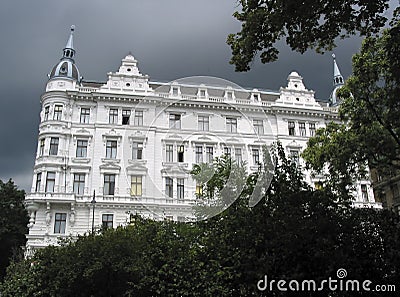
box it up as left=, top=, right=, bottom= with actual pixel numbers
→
left=177, top=178, right=184, bottom=199
left=198, top=115, right=209, bottom=131
left=131, top=176, right=142, bottom=196
left=49, top=137, right=59, bottom=156
left=54, top=213, right=67, bottom=234
left=35, top=173, right=42, bottom=192
left=44, top=106, right=50, bottom=121
left=290, top=150, right=299, bottom=165
left=235, top=148, right=242, bottom=163
left=53, top=105, right=63, bottom=121
left=252, top=149, right=260, bottom=165
left=73, top=173, right=85, bottom=196
left=80, top=108, right=90, bottom=124
left=196, top=183, right=203, bottom=196
left=122, top=109, right=131, bottom=125
left=177, top=145, right=184, bottom=162
left=166, top=144, right=174, bottom=162
left=106, top=140, right=117, bottom=159
left=199, top=89, right=206, bottom=97
left=104, top=174, right=115, bottom=196
left=361, top=184, right=368, bottom=202
left=288, top=121, right=295, bottom=136
left=39, top=139, right=45, bottom=156
left=102, top=214, right=113, bottom=229
left=132, top=142, right=143, bottom=160
left=226, top=117, right=237, bottom=133
left=134, top=110, right=143, bottom=126
left=169, top=113, right=181, bottom=129
left=253, top=119, right=264, bottom=135
left=206, top=146, right=213, bottom=163
left=224, top=147, right=231, bottom=157
left=195, top=146, right=203, bottom=163
left=46, top=172, right=56, bottom=193
left=76, top=140, right=88, bottom=158
left=109, top=108, right=118, bottom=124
left=165, top=177, right=173, bottom=198
left=172, top=87, right=179, bottom=96
left=309, top=123, right=316, bottom=137
left=299, top=122, right=306, bottom=137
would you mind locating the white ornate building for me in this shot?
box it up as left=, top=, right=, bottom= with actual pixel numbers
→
left=24, top=27, right=381, bottom=252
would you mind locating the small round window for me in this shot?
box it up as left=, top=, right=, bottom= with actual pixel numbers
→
left=126, top=83, right=131, bottom=87
left=127, top=68, right=131, bottom=72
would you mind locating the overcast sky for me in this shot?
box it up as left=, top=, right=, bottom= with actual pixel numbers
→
left=0, top=0, right=392, bottom=191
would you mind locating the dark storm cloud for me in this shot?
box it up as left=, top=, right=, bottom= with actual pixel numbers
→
left=0, top=0, right=376, bottom=190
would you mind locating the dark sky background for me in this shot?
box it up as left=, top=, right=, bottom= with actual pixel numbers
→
left=0, top=0, right=394, bottom=191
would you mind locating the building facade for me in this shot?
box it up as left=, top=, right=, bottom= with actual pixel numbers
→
left=24, top=27, right=381, bottom=253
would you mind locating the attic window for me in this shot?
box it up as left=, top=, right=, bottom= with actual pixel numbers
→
left=294, top=84, right=298, bottom=88
left=296, top=97, right=300, bottom=101
left=172, top=87, right=179, bottom=96
left=126, top=83, right=131, bottom=87
left=127, top=68, right=131, bottom=72
left=199, top=90, right=206, bottom=98
left=253, top=94, right=259, bottom=101
left=226, top=91, right=233, bottom=99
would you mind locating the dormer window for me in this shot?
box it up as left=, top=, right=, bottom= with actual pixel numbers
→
left=172, top=87, right=179, bottom=96
left=226, top=91, right=233, bottom=99
left=199, top=89, right=206, bottom=98
left=253, top=94, right=259, bottom=101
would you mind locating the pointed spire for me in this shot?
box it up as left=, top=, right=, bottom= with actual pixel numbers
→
left=332, top=53, right=344, bottom=87
left=330, top=53, right=344, bottom=106
left=63, top=25, right=76, bottom=60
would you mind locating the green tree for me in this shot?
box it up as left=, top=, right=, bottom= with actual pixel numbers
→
left=302, top=19, right=400, bottom=193
left=3, top=146, right=400, bottom=296
left=227, top=0, right=394, bottom=71
left=0, top=179, right=29, bottom=280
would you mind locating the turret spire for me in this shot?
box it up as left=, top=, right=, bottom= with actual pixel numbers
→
left=332, top=53, right=344, bottom=87
left=330, top=53, right=344, bottom=106
left=63, top=25, right=76, bottom=60
left=48, top=25, right=80, bottom=82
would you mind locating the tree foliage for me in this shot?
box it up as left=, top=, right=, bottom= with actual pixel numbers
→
left=0, top=179, right=28, bottom=280
left=227, top=0, right=392, bottom=71
left=2, top=146, right=400, bottom=296
left=302, top=19, right=400, bottom=190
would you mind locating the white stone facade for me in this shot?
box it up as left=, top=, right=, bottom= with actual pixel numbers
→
left=24, top=30, right=381, bottom=253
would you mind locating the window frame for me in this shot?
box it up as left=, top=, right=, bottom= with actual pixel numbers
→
left=80, top=108, right=90, bottom=124
left=198, top=115, right=209, bottom=131
left=226, top=117, right=237, bottom=133
left=122, top=109, right=131, bottom=125
left=106, top=140, right=117, bottom=159
left=288, top=121, right=295, bottom=136
left=76, top=139, right=88, bottom=158
left=253, top=119, right=264, bottom=135
left=73, top=173, right=85, bottom=196
left=46, top=172, right=56, bottom=193
left=103, top=174, right=116, bottom=196
left=49, top=137, right=59, bottom=156
left=53, top=105, right=63, bottom=121
left=177, top=178, right=185, bottom=199
left=134, top=110, right=143, bottom=126
left=54, top=213, right=67, bottom=234
left=35, top=173, right=42, bottom=192
left=132, top=142, right=143, bottom=160
left=130, top=175, right=143, bottom=197
left=102, top=214, right=114, bottom=229
left=109, top=108, right=118, bottom=124
left=169, top=113, right=181, bottom=129
left=165, top=177, right=173, bottom=198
